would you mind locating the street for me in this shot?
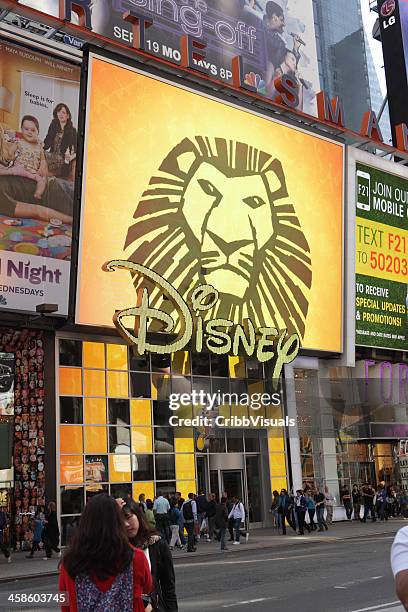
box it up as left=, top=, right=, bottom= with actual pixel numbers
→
left=0, top=533, right=402, bottom=612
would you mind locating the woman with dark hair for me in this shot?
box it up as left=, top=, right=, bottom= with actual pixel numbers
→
left=121, top=498, right=178, bottom=612
left=59, top=495, right=153, bottom=612
left=42, top=501, right=60, bottom=559
left=43, top=103, right=77, bottom=180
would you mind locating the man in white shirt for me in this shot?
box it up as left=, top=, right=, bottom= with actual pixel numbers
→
left=153, top=494, right=170, bottom=542
left=391, top=526, right=408, bottom=608
left=228, top=497, right=246, bottom=545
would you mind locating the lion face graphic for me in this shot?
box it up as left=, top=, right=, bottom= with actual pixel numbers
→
left=125, top=137, right=312, bottom=339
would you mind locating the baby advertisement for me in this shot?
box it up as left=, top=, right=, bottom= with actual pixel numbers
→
left=0, top=39, right=80, bottom=315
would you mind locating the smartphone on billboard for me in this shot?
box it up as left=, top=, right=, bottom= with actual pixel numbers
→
left=356, top=170, right=371, bottom=211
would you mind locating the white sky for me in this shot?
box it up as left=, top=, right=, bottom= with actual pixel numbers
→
left=360, top=0, right=387, bottom=94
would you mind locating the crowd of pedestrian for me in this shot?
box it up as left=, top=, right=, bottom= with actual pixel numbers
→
left=135, top=490, right=248, bottom=553
left=341, top=482, right=408, bottom=522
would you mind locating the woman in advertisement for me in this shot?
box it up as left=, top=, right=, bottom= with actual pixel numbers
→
left=43, top=103, right=77, bottom=181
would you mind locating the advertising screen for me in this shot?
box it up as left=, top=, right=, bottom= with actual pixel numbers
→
left=378, top=0, right=408, bottom=144
left=76, top=53, right=344, bottom=354
left=355, top=162, right=408, bottom=351
left=0, top=40, right=80, bottom=315
left=17, top=0, right=320, bottom=116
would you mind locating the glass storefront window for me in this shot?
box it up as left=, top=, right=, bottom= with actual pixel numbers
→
left=60, top=397, right=83, bottom=424
left=132, top=454, right=154, bottom=481
left=153, top=401, right=171, bottom=426
left=226, top=429, right=244, bottom=453
left=246, top=456, right=262, bottom=522
left=108, top=399, right=130, bottom=425
left=59, top=340, right=82, bottom=367
left=129, top=349, right=151, bottom=372
left=58, top=340, right=272, bottom=526
left=85, top=455, right=108, bottom=483
left=155, top=454, right=175, bottom=480
left=61, top=485, right=84, bottom=515
left=154, top=427, right=174, bottom=452
left=130, top=372, right=151, bottom=398
left=156, top=482, right=176, bottom=496
left=109, top=426, right=131, bottom=453
left=191, top=353, right=210, bottom=376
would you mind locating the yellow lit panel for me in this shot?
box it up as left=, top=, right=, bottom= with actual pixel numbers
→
left=84, top=398, right=106, bottom=425
left=59, top=368, right=82, bottom=396
left=109, top=454, right=131, bottom=482
left=268, top=436, right=285, bottom=453
left=107, top=371, right=128, bottom=398
left=174, top=428, right=194, bottom=453
left=176, top=480, right=196, bottom=499
left=175, top=453, right=195, bottom=481
left=83, top=369, right=106, bottom=397
left=131, top=427, right=153, bottom=453
left=269, top=453, right=287, bottom=475
left=133, top=482, right=154, bottom=501
left=84, top=426, right=107, bottom=454
left=130, top=400, right=152, bottom=426
left=229, top=356, right=245, bottom=378
left=60, top=425, right=83, bottom=454
left=106, top=344, right=128, bottom=371
left=271, top=477, right=288, bottom=494
left=83, top=341, right=105, bottom=369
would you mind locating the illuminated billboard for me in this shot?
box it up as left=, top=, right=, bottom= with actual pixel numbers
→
left=75, top=53, right=344, bottom=355
left=355, top=160, right=408, bottom=351
left=0, top=39, right=80, bottom=315
left=18, top=0, right=320, bottom=115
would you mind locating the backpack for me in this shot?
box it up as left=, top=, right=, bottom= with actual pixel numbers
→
left=75, top=560, right=133, bottom=612
left=182, top=501, right=194, bottom=521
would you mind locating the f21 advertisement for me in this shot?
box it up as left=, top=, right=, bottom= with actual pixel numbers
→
left=355, top=162, right=408, bottom=351
left=77, top=53, right=343, bottom=355
left=0, top=39, right=79, bottom=315
left=18, top=0, right=320, bottom=116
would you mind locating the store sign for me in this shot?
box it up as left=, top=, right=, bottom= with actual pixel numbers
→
left=76, top=54, right=344, bottom=354
left=17, top=0, right=320, bottom=116
left=0, top=39, right=80, bottom=315
left=105, top=260, right=299, bottom=379
left=355, top=163, right=408, bottom=350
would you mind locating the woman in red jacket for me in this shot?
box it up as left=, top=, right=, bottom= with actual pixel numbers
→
left=59, top=494, right=153, bottom=611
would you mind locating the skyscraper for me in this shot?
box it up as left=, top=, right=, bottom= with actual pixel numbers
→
left=313, top=0, right=390, bottom=140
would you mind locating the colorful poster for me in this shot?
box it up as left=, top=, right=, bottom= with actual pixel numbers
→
left=17, top=0, right=320, bottom=115
left=0, top=353, right=14, bottom=416
left=76, top=54, right=344, bottom=354
left=355, top=162, right=408, bottom=350
left=0, top=39, right=80, bottom=315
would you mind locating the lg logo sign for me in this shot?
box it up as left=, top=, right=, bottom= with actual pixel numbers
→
left=381, top=0, right=397, bottom=29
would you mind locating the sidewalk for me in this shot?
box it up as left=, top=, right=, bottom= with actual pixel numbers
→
left=0, top=518, right=405, bottom=583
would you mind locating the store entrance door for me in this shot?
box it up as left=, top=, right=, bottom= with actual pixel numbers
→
left=221, top=470, right=244, bottom=503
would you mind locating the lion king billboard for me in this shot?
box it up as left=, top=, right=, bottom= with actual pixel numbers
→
left=76, top=53, right=344, bottom=354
